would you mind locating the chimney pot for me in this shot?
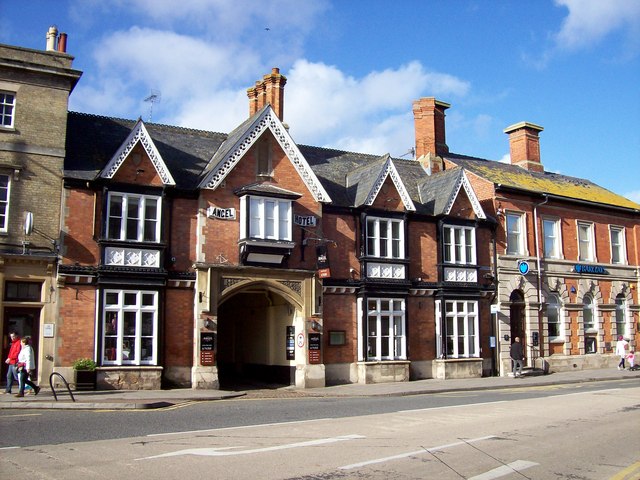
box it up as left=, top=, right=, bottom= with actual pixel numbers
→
left=504, top=122, right=544, bottom=172
left=46, top=25, right=58, bottom=51
left=57, top=32, right=68, bottom=53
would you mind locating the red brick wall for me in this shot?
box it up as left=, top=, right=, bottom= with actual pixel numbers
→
left=200, top=133, right=322, bottom=270
left=321, top=212, right=359, bottom=278
left=407, top=296, right=436, bottom=360
left=323, top=294, right=357, bottom=363
left=111, top=148, right=164, bottom=186
left=168, top=197, right=198, bottom=271
left=164, top=288, right=194, bottom=366
left=407, top=220, right=437, bottom=281
left=57, top=286, right=97, bottom=364
left=62, top=188, right=100, bottom=265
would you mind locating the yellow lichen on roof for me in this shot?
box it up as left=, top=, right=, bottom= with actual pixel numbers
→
left=469, top=163, right=640, bottom=210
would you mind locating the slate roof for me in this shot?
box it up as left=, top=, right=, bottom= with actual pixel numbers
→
left=65, top=112, right=226, bottom=189
left=64, top=111, right=637, bottom=215
left=446, top=153, right=640, bottom=211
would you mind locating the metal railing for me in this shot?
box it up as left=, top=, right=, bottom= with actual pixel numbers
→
left=49, top=372, right=75, bottom=402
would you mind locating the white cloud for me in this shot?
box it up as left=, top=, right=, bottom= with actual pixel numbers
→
left=625, top=190, right=640, bottom=204
left=554, top=0, right=640, bottom=52
left=285, top=59, right=470, bottom=155
left=498, top=153, right=511, bottom=164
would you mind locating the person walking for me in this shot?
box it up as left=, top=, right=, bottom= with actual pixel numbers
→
left=510, top=336, right=524, bottom=378
left=615, top=335, right=628, bottom=370
left=15, top=337, right=40, bottom=398
left=4, top=331, right=21, bottom=394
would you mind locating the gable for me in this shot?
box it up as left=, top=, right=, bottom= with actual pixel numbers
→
left=199, top=106, right=331, bottom=203
left=99, top=119, right=176, bottom=186
left=446, top=170, right=486, bottom=219
left=356, top=155, right=416, bottom=212
left=110, top=145, right=165, bottom=186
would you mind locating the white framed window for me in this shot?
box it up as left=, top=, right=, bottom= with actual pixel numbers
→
left=107, top=192, right=161, bottom=242
left=0, top=174, right=10, bottom=232
left=366, top=298, right=406, bottom=361
left=443, top=225, right=476, bottom=264
left=610, top=226, right=626, bottom=264
left=0, top=91, right=15, bottom=128
left=547, top=294, right=562, bottom=339
left=102, top=289, right=158, bottom=365
left=577, top=221, right=595, bottom=261
left=615, top=294, right=628, bottom=337
left=506, top=212, right=525, bottom=255
left=242, top=196, right=291, bottom=241
left=441, top=300, right=479, bottom=358
left=582, top=294, right=596, bottom=332
left=543, top=217, right=561, bottom=259
left=366, top=217, right=404, bottom=259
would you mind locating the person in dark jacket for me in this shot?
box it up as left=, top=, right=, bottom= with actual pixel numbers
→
left=3, top=331, right=21, bottom=394
left=510, top=336, right=524, bottom=378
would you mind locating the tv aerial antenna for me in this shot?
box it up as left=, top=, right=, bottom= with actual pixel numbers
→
left=144, top=89, right=161, bottom=122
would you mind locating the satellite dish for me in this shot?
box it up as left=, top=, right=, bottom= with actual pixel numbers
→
left=24, top=211, right=33, bottom=235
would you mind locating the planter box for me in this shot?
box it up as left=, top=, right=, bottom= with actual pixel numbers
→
left=74, top=370, right=97, bottom=391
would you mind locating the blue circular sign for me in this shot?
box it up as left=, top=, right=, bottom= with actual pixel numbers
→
left=518, top=260, right=530, bottom=275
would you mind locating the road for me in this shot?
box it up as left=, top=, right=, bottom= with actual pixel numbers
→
left=1, top=380, right=639, bottom=479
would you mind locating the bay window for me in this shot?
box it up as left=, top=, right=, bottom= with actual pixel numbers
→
left=102, top=289, right=158, bottom=365
left=365, top=298, right=406, bottom=361
left=438, top=300, right=479, bottom=358
left=366, top=217, right=404, bottom=259
left=443, top=225, right=475, bottom=264
left=246, top=196, right=291, bottom=241
left=107, top=192, right=161, bottom=242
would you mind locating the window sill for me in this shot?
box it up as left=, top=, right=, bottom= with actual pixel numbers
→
left=549, top=338, right=564, bottom=344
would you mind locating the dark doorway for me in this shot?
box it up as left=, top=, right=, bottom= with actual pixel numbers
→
left=509, top=290, right=526, bottom=361
left=217, top=289, right=295, bottom=390
left=1, top=308, right=40, bottom=386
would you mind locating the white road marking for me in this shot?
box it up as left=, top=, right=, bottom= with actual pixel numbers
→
left=0, top=446, right=20, bottom=450
left=339, top=435, right=497, bottom=470
left=468, top=460, right=539, bottom=480
left=398, top=401, right=507, bottom=414
left=136, top=434, right=365, bottom=460
left=146, top=418, right=324, bottom=437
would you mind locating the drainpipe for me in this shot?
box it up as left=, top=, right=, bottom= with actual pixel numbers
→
left=533, top=194, right=549, bottom=310
left=533, top=194, right=549, bottom=367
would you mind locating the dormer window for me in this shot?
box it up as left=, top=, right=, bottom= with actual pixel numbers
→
left=107, top=192, right=161, bottom=243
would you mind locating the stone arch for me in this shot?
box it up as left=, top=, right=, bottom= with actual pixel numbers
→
left=219, top=278, right=303, bottom=312
left=541, top=277, right=571, bottom=355
left=576, top=279, right=603, bottom=354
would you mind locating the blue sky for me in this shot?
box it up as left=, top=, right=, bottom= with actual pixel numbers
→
left=2, top=0, right=639, bottom=202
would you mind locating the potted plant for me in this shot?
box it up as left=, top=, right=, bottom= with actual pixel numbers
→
left=73, top=358, right=97, bottom=391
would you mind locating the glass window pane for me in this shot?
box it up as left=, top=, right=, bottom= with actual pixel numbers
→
left=124, top=292, right=137, bottom=306
left=141, top=337, right=153, bottom=361
left=141, top=312, right=154, bottom=336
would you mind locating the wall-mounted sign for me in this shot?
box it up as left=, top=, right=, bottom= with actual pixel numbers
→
left=294, top=215, right=317, bottom=227
left=286, top=326, right=295, bottom=360
left=574, top=264, right=608, bottom=275
left=316, top=245, right=331, bottom=278
left=43, top=324, right=54, bottom=338
left=517, top=260, right=530, bottom=275
left=200, top=331, right=216, bottom=366
left=308, top=333, right=321, bottom=364
left=207, top=206, right=236, bottom=220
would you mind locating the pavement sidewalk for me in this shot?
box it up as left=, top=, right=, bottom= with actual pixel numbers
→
left=0, top=367, right=637, bottom=410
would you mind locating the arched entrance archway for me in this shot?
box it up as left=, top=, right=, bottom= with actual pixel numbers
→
left=217, top=287, right=296, bottom=389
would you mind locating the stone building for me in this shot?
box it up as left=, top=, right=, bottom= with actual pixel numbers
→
left=0, top=29, right=81, bottom=386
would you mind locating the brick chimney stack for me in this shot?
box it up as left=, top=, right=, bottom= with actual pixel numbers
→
left=247, top=68, right=287, bottom=120
left=413, top=98, right=450, bottom=173
left=504, top=122, right=544, bottom=173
